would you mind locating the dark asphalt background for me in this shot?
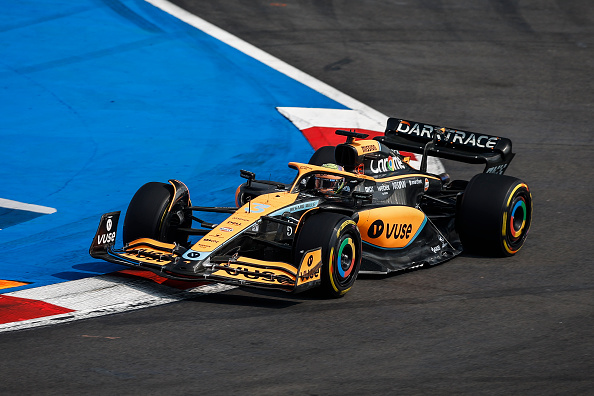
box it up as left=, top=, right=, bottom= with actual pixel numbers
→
left=2, top=1, right=593, bottom=394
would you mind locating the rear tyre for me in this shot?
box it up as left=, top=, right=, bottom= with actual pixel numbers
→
left=295, top=212, right=362, bottom=298
left=123, top=182, right=189, bottom=245
left=457, top=173, right=532, bottom=256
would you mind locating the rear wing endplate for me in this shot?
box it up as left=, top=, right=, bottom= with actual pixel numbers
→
left=375, top=118, right=515, bottom=174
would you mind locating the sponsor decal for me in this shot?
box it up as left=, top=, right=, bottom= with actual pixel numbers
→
left=124, top=248, right=173, bottom=264
left=298, top=249, right=323, bottom=284
left=270, top=200, right=319, bottom=216
left=409, top=178, right=423, bottom=186
left=96, top=214, right=117, bottom=245
left=370, top=155, right=406, bottom=174
left=424, top=178, right=429, bottom=192
left=367, top=219, right=413, bottom=240
left=397, top=121, right=434, bottom=139
left=358, top=206, right=426, bottom=249
left=365, top=186, right=374, bottom=193
left=391, top=180, right=407, bottom=190
left=486, top=163, right=508, bottom=174
left=227, top=221, right=243, bottom=226
left=355, top=163, right=364, bottom=174
left=444, top=132, right=498, bottom=149
left=97, top=232, right=116, bottom=245
left=299, top=263, right=322, bottom=281
left=222, top=266, right=274, bottom=281
left=430, top=245, right=441, bottom=253
left=361, top=144, right=377, bottom=153
left=376, top=184, right=390, bottom=192
left=219, top=227, right=233, bottom=232
left=397, top=120, right=499, bottom=149
left=217, top=264, right=292, bottom=284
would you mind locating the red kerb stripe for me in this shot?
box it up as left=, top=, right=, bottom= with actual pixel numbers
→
left=0, top=295, right=74, bottom=324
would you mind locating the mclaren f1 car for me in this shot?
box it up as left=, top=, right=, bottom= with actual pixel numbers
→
left=90, top=117, right=532, bottom=297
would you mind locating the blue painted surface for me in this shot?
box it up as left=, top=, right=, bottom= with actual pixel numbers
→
left=0, top=0, right=346, bottom=292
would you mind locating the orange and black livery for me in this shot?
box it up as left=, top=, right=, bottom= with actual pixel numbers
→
left=91, top=118, right=532, bottom=298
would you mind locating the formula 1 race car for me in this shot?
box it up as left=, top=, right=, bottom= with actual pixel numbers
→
left=90, top=117, right=532, bottom=298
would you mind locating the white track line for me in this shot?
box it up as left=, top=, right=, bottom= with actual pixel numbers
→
left=0, top=198, right=56, bottom=214
left=145, top=0, right=387, bottom=125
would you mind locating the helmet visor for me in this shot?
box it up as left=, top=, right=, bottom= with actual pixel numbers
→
left=315, top=174, right=344, bottom=193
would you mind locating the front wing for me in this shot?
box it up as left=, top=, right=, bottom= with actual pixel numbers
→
left=89, top=212, right=322, bottom=293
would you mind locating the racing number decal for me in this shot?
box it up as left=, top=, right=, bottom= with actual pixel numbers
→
left=245, top=203, right=270, bottom=213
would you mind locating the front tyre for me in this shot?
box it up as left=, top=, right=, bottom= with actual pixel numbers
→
left=457, top=173, right=532, bottom=256
left=295, top=212, right=362, bottom=298
left=123, top=182, right=190, bottom=245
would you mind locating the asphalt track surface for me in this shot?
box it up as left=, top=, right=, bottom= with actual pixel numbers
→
left=2, top=1, right=593, bottom=394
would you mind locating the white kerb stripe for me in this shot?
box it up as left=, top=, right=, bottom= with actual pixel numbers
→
left=1, top=276, right=235, bottom=333
left=276, top=107, right=386, bottom=131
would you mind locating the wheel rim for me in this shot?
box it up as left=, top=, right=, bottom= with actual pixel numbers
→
left=509, top=197, right=527, bottom=240
left=503, top=184, right=531, bottom=254
left=336, top=235, right=356, bottom=281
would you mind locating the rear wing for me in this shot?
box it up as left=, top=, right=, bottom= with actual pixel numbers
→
left=375, top=118, right=515, bottom=174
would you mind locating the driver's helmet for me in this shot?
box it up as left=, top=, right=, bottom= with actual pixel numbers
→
left=314, top=163, right=345, bottom=194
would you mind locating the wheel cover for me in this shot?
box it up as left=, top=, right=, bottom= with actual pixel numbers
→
left=509, top=198, right=527, bottom=240
left=336, top=237, right=356, bottom=279
left=503, top=183, right=531, bottom=254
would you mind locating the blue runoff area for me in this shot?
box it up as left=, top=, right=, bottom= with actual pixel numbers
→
left=0, top=0, right=346, bottom=293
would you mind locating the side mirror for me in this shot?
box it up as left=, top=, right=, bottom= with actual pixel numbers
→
left=240, top=170, right=256, bottom=187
